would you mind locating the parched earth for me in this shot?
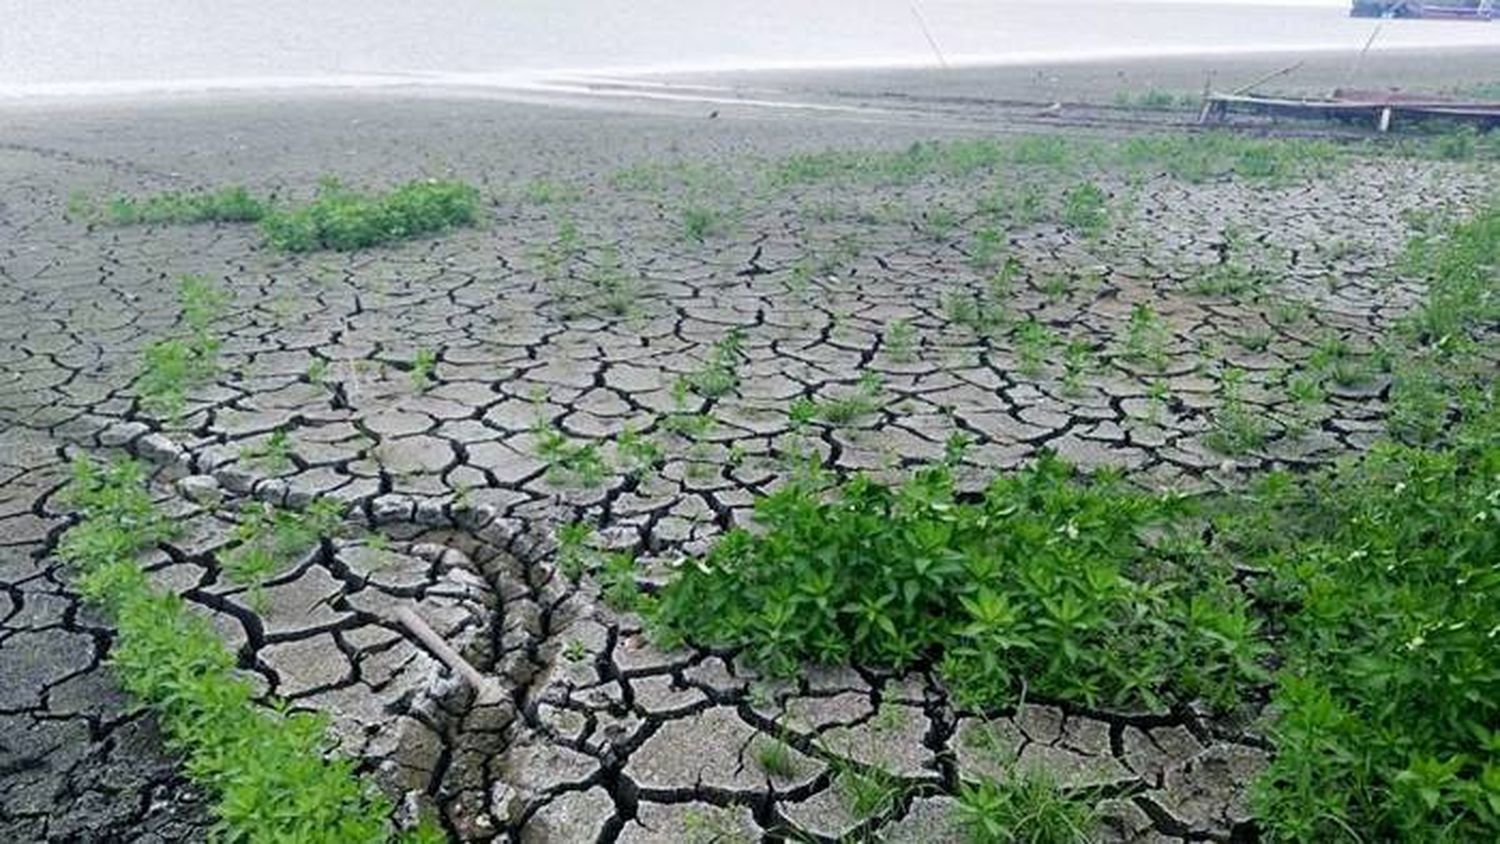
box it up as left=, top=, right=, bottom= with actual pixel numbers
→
left=1, top=93, right=1493, bottom=842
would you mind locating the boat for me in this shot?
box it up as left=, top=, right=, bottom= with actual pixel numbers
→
left=1350, top=1, right=1495, bottom=19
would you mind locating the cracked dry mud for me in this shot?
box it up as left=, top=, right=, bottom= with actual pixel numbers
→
left=3, top=96, right=1495, bottom=842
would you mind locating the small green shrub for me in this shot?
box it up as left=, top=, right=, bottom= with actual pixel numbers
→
left=681, top=205, right=725, bottom=242
left=651, top=455, right=1263, bottom=711
left=223, top=499, right=343, bottom=592
left=957, top=769, right=1096, bottom=844
left=240, top=428, right=294, bottom=473
left=138, top=275, right=228, bottom=417
left=1060, top=183, right=1109, bottom=235
left=88, top=186, right=268, bottom=226
left=831, top=760, right=905, bottom=819
left=261, top=178, right=480, bottom=252
left=536, top=425, right=610, bottom=487
left=59, top=459, right=407, bottom=843
left=1121, top=303, right=1168, bottom=370
left=753, top=738, right=799, bottom=779
left=410, top=347, right=437, bottom=392
left=679, top=329, right=747, bottom=399
left=1227, top=407, right=1500, bottom=841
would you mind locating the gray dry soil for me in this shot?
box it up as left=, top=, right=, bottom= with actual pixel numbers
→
left=2, top=85, right=1495, bottom=842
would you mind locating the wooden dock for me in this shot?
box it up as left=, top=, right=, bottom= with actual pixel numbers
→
left=1199, top=91, right=1500, bottom=132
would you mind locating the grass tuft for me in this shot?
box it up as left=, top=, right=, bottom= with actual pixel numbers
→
left=261, top=178, right=480, bottom=252
left=58, top=459, right=425, bottom=843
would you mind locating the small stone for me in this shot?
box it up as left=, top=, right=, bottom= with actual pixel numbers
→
left=176, top=474, right=222, bottom=504
left=520, top=786, right=614, bottom=844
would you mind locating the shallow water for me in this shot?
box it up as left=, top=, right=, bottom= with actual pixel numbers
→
left=1, top=0, right=1495, bottom=98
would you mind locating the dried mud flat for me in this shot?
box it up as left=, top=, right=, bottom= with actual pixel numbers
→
left=2, top=94, right=1495, bottom=842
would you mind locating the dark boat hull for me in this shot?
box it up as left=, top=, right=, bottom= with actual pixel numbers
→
left=1351, top=1, right=1494, bottom=19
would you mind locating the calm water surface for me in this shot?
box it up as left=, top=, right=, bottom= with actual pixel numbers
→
left=1, top=0, right=1495, bottom=97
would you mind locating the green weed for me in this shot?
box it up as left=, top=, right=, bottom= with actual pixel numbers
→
left=1061, top=183, right=1109, bottom=236
left=409, top=348, right=437, bottom=392
left=957, top=768, right=1096, bottom=844
left=814, top=373, right=885, bottom=426
left=651, top=455, right=1262, bottom=711
left=754, top=738, right=800, bottom=779
left=884, top=319, right=917, bottom=363
left=1013, top=319, right=1055, bottom=377
left=261, top=178, right=479, bottom=252
left=1122, top=303, right=1168, bottom=370
left=241, top=428, right=294, bottom=473
left=536, top=425, right=610, bottom=488
left=832, top=760, right=904, bottom=819
left=556, top=521, right=597, bottom=581
left=682, top=205, right=725, bottom=242
left=680, top=329, right=747, bottom=399
left=58, top=459, right=402, bottom=843
left=138, top=275, right=228, bottom=418
left=83, top=185, right=268, bottom=226
left=223, top=499, right=342, bottom=590
left=1206, top=367, right=1269, bottom=455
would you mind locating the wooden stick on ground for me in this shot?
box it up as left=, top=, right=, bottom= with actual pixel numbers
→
left=395, top=605, right=505, bottom=705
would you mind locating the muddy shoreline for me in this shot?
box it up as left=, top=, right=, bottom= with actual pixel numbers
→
left=3, top=57, right=1498, bottom=840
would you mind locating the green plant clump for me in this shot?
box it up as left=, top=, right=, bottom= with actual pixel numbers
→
left=86, top=186, right=268, bottom=226
left=138, top=275, right=227, bottom=418
left=1232, top=200, right=1500, bottom=841
left=261, top=178, right=480, bottom=252
left=1230, top=404, right=1500, bottom=841
left=58, top=459, right=428, bottom=843
left=651, top=455, right=1263, bottom=711
left=958, top=768, right=1097, bottom=844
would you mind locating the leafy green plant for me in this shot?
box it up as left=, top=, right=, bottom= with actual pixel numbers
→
left=831, top=759, right=904, bottom=819
left=261, top=178, right=479, bottom=252
left=409, top=347, right=437, bottom=392
left=1227, top=406, right=1500, bottom=841
left=1206, top=367, right=1269, bottom=455
left=138, top=274, right=229, bottom=418
left=682, top=205, right=725, bottom=242
left=597, top=552, right=642, bottom=611
left=1192, top=262, right=1272, bottom=298
left=1122, top=303, right=1168, bottom=370
left=57, top=459, right=406, bottom=843
left=1061, top=340, right=1095, bottom=396
left=615, top=426, right=662, bottom=480
left=1282, top=372, right=1325, bottom=438
left=680, top=329, right=747, bottom=399
left=520, top=178, right=581, bottom=205
left=305, top=356, right=330, bottom=384
left=1013, top=319, right=1055, bottom=377
left=556, top=521, right=597, bottom=581
left=138, top=335, right=220, bottom=417
left=754, top=738, right=800, bottom=779
left=1061, top=182, right=1109, bottom=236
left=83, top=186, right=268, bottom=226
left=535, top=425, right=610, bottom=487
left=957, top=768, right=1096, bottom=844
left=920, top=206, right=960, bottom=241
left=241, top=428, right=294, bottom=473
left=884, top=319, right=917, bottom=363
left=969, top=226, right=1006, bottom=270
left=1308, top=335, right=1374, bottom=388
left=651, top=455, right=1262, bottom=711
left=1229, top=198, right=1500, bottom=841
left=945, top=292, right=1006, bottom=339
left=223, top=499, right=343, bottom=592
left=814, top=372, right=885, bottom=426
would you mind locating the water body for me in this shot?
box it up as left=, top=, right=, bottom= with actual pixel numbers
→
left=1, top=0, right=1495, bottom=98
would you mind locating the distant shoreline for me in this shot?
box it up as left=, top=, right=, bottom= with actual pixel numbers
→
left=3, top=43, right=1494, bottom=114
